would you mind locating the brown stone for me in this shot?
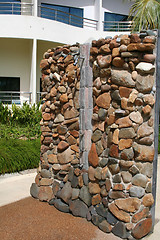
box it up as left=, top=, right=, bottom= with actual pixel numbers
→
left=132, top=207, right=149, bottom=223
left=88, top=143, right=99, bottom=167
left=48, top=154, right=58, bottom=164
left=115, top=198, right=141, bottom=213
left=112, top=129, right=119, bottom=145
left=105, top=178, right=112, bottom=191
left=101, top=166, right=110, bottom=180
left=90, top=47, right=98, bottom=55
left=109, top=39, right=119, bottom=49
left=133, top=143, right=154, bottom=162
left=132, top=218, right=152, bottom=239
left=120, top=36, right=129, bottom=45
left=57, top=147, right=73, bottom=164
left=108, top=203, right=130, bottom=223
left=92, top=194, right=102, bottom=205
left=129, top=111, right=143, bottom=124
left=57, top=141, right=69, bottom=152
left=120, top=160, right=134, bottom=169
left=59, top=94, right=68, bottom=103
left=130, top=34, right=141, bottom=43
left=112, top=48, right=120, bottom=58
left=88, top=166, right=95, bottom=181
left=50, top=87, right=57, bottom=97
left=119, top=87, right=132, bottom=98
left=64, top=108, right=79, bottom=120
left=143, top=94, right=155, bottom=106
left=78, top=175, right=84, bottom=188
left=106, top=114, right=115, bottom=125
left=99, top=44, right=111, bottom=54
left=38, top=186, right=53, bottom=201
left=71, top=145, right=79, bottom=153
left=88, top=182, right=101, bottom=194
left=100, top=68, right=111, bottom=78
left=116, top=116, right=132, bottom=128
left=137, top=122, right=153, bottom=139
left=97, top=55, right=112, bottom=68
left=127, top=43, right=155, bottom=52
left=109, top=191, right=126, bottom=199
left=119, top=139, right=132, bottom=150
left=67, top=135, right=77, bottom=145
left=112, top=57, right=124, bottom=68
left=96, top=92, right=111, bottom=109
left=43, top=113, right=51, bottom=121
left=121, top=98, right=134, bottom=111
left=142, top=105, right=152, bottom=115
left=111, top=70, right=135, bottom=88
left=109, top=144, right=119, bottom=158
left=109, top=164, right=120, bottom=175
left=40, top=178, right=53, bottom=186
left=142, top=193, right=154, bottom=207
left=143, top=36, right=156, bottom=44
left=113, top=184, right=124, bottom=191
left=143, top=54, right=156, bottom=63
left=69, top=130, right=79, bottom=138
left=40, top=59, right=49, bottom=69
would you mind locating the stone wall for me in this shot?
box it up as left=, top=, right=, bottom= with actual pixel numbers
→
left=31, top=30, right=158, bottom=240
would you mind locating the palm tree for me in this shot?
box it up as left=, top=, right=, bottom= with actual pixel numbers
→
left=127, top=0, right=160, bottom=32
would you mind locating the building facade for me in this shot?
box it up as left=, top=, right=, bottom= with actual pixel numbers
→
left=0, top=0, right=132, bottom=104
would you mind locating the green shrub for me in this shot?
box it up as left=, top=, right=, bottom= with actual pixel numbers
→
left=0, top=138, right=40, bottom=174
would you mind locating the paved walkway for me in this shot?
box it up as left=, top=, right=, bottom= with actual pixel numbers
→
left=0, top=157, right=160, bottom=240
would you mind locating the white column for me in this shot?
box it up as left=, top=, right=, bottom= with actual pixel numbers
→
left=33, top=0, right=38, bottom=17
left=94, top=0, right=103, bottom=31
left=30, top=38, right=37, bottom=104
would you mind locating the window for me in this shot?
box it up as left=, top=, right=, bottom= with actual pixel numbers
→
left=0, top=77, right=20, bottom=104
left=0, top=0, right=21, bottom=15
left=104, top=12, right=128, bottom=31
left=40, top=4, right=83, bottom=28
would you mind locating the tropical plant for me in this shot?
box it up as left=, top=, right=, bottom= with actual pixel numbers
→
left=126, top=0, right=160, bottom=31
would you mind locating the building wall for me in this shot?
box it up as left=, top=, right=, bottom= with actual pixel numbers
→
left=0, top=38, right=32, bottom=92
left=102, top=0, right=132, bottom=15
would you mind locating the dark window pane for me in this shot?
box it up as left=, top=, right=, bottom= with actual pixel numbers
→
left=104, top=12, right=128, bottom=31
left=0, top=77, right=20, bottom=104
left=41, top=3, right=83, bottom=28
left=0, top=0, right=21, bottom=15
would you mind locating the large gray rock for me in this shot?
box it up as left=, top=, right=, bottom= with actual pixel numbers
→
left=79, top=186, right=91, bottom=206
left=111, top=70, right=135, bottom=87
left=59, top=181, right=72, bottom=203
left=120, top=147, right=134, bottom=160
left=129, top=186, right=145, bottom=198
left=53, top=199, right=69, bottom=213
left=136, top=74, right=154, bottom=93
left=132, top=174, right=148, bottom=188
left=112, top=222, right=129, bottom=239
left=95, top=203, right=108, bottom=218
left=137, top=122, right=153, bottom=139
left=69, top=199, right=88, bottom=218
left=40, top=169, right=51, bottom=178
left=119, top=128, right=136, bottom=139
left=30, top=183, right=39, bottom=199
left=57, top=147, right=73, bottom=164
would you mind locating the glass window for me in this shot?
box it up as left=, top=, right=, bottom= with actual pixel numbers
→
left=0, top=0, right=21, bottom=15
left=0, top=77, right=20, bottom=104
left=40, top=4, right=83, bottom=28
left=104, top=12, right=128, bottom=31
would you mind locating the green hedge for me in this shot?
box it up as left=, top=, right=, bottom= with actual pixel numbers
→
left=0, top=138, right=40, bottom=174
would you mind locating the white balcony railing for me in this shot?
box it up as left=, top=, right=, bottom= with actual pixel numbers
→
left=38, top=5, right=98, bottom=30
left=0, top=2, right=33, bottom=15
left=0, top=91, right=32, bottom=105
left=0, top=2, right=132, bottom=31
left=103, top=21, right=132, bottom=32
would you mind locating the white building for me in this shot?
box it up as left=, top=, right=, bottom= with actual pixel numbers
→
left=0, top=0, right=132, bottom=104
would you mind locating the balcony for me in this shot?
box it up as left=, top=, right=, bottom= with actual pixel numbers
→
left=0, top=91, right=45, bottom=105
left=0, top=2, right=132, bottom=32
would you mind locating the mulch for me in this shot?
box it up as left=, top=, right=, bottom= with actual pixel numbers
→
left=0, top=197, right=120, bottom=240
